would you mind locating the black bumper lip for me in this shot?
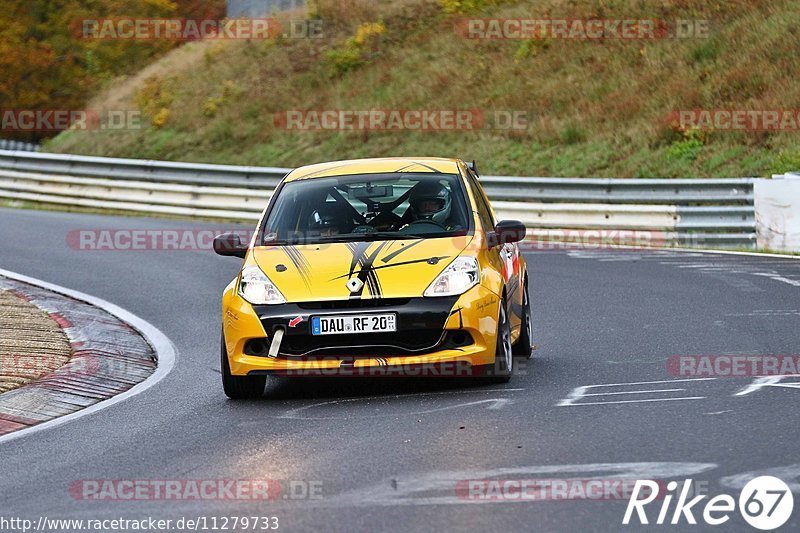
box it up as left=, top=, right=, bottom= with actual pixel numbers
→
left=252, top=296, right=460, bottom=357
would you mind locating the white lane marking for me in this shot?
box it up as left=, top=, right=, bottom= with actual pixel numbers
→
left=703, top=410, right=733, bottom=415
left=606, top=359, right=669, bottom=364
left=485, top=398, right=512, bottom=410
left=721, top=464, right=800, bottom=494
left=569, top=249, right=800, bottom=292
left=558, top=378, right=716, bottom=406
left=324, top=462, right=719, bottom=507
left=0, top=268, right=177, bottom=446
left=752, top=272, right=800, bottom=287
left=725, top=310, right=800, bottom=317
left=575, top=378, right=715, bottom=388
left=279, top=395, right=515, bottom=420
left=735, top=375, right=800, bottom=396
left=558, top=385, right=591, bottom=406
left=274, top=388, right=524, bottom=419
left=642, top=247, right=800, bottom=261
left=582, top=388, right=685, bottom=396
left=561, top=246, right=800, bottom=261
left=566, top=397, right=706, bottom=407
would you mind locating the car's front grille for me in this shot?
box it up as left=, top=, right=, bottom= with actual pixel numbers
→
left=252, top=296, right=463, bottom=358
left=281, top=330, right=443, bottom=356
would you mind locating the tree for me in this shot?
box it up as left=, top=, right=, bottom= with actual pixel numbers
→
left=0, top=0, right=226, bottom=141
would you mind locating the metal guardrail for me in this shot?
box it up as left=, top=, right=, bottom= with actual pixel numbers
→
left=0, top=140, right=39, bottom=152
left=0, top=150, right=757, bottom=248
left=480, top=176, right=754, bottom=204
left=0, top=150, right=284, bottom=188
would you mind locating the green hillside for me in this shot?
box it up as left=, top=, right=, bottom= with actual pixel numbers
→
left=47, top=0, right=800, bottom=177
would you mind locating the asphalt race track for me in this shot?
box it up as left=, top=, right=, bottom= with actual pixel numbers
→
left=1, top=207, right=799, bottom=532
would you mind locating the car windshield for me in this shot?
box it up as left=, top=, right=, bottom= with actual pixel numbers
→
left=259, top=173, right=471, bottom=246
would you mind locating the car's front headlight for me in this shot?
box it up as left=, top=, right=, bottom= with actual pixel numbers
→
left=424, top=256, right=480, bottom=297
left=238, top=265, right=286, bottom=305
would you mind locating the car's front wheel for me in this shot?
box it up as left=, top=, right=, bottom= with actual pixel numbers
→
left=221, top=332, right=266, bottom=399
left=476, top=298, right=513, bottom=383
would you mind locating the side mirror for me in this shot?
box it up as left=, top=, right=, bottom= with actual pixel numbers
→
left=213, top=232, right=248, bottom=258
left=487, top=220, right=526, bottom=248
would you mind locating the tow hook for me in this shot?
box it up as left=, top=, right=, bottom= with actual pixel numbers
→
left=268, top=327, right=285, bottom=358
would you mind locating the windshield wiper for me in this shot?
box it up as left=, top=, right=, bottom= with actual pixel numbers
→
left=261, top=232, right=439, bottom=246
left=358, top=232, right=425, bottom=241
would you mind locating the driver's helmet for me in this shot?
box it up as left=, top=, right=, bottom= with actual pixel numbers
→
left=309, top=203, right=349, bottom=236
left=409, top=181, right=451, bottom=225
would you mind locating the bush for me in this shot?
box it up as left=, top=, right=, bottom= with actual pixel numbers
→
left=324, top=22, right=386, bottom=77
left=134, top=77, right=175, bottom=128
left=439, top=0, right=509, bottom=14
left=352, top=22, right=386, bottom=46
left=770, top=151, right=800, bottom=175
left=151, top=108, right=171, bottom=129
left=561, top=125, right=585, bottom=145
left=202, top=97, right=223, bottom=118
left=135, top=78, right=173, bottom=114
left=324, top=47, right=365, bottom=76
left=690, top=40, right=721, bottom=63
left=666, top=128, right=706, bottom=162
left=514, top=39, right=550, bottom=61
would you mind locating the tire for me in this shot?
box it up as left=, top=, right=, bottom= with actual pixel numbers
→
left=512, top=278, right=533, bottom=359
left=476, top=298, right=513, bottom=384
left=221, top=332, right=266, bottom=399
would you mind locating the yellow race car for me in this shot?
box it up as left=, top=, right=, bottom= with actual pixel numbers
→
left=214, top=157, right=532, bottom=398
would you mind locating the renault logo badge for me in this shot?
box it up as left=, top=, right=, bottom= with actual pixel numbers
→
left=346, top=277, right=363, bottom=293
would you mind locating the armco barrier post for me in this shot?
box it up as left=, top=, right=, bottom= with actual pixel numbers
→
left=754, top=174, right=800, bottom=252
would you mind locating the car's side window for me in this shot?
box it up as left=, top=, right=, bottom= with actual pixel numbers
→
left=466, top=170, right=494, bottom=233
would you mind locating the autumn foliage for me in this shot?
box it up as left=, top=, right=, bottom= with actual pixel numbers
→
left=0, top=0, right=225, bottom=141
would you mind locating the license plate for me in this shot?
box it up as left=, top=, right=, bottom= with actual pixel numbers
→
left=311, top=314, right=397, bottom=335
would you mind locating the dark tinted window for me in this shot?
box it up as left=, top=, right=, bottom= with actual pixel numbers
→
left=260, top=173, right=471, bottom=245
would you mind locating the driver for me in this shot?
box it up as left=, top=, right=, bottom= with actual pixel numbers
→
left=408, top=181, right=452, bottom=226
left=309, top=203, right=350, bottom=238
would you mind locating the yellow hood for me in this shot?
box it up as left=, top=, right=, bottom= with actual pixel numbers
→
left=252, top=236, right=472, bottom=301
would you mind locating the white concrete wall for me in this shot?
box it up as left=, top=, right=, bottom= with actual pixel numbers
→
left=755, top=175, right=800, bottom=252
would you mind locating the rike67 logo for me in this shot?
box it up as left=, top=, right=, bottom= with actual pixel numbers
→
left=624, top=476, right=794, bottom=530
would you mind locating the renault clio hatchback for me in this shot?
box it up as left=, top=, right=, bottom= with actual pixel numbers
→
left=214, top=158, right=532, bottom=398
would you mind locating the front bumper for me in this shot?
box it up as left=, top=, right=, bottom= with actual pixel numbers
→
left=222, top=284, right=501, bottom=376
